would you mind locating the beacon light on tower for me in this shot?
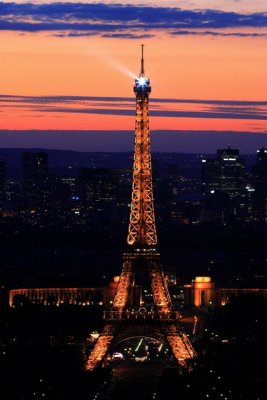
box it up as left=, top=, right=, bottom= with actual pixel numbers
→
left=137, top=76, right=147, bottom=86
left=136, top=76, right=150, bottom=87
left=134, top=44, right=151, bottom=96
left=134, top=75, right=151, bottom=95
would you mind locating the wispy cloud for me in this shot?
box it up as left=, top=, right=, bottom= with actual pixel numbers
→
left=1, top=94, right=267, bottom=121
left=0, top=2, right=267, bottom=37
left=172, top=30, right=267, bottom=37
left=1, top=94, right=267, bottom=106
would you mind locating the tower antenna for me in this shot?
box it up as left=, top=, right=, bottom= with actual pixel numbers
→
left=140, top=44, right=145, bottom=76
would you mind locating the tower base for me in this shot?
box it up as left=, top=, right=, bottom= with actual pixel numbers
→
left=86, top=313, right=196, bottom=371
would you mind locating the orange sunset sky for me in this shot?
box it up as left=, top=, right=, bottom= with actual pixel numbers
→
left=0, top=0, right=267, bottom=151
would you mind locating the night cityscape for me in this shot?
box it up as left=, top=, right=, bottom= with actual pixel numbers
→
left=1, top=143, right=267, bottom=398
left=1, top=0, right=267, bottom=399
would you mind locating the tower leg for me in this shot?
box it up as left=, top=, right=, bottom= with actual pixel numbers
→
left=112, top=258, right=134, bottom=310
left=163, top=324, right=196, bottom=367
left=86, top=324, right=117, bottom=371
left=149, top=261, right=172, bottom=312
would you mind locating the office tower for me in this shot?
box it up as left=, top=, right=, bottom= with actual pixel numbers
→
left=21, top=152, right=49, bottom=210
left=202, top=147, right=246, bottom=222
left=0, top=159, right=5, bottom=210
left=251, top=148, right=267, bottom=221
left=79, top=167, right=118, bottom=225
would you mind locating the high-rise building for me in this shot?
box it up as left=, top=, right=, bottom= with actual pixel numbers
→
left=0, top=159, right=5, bottom=210
left=251, top=148, right=267, bottom=221
left=155, top=163, right=180, bottom=223
left=51, top=176, right=79, bottom=226
left=21, top=152, right=49, bottom=210
left=202, top=147, right=245, bottom=197
left=202, top=147, right=246, bottom=222
left=79, top=168, right=118, bottom=225
left=22, top=152, right=48, bottom=184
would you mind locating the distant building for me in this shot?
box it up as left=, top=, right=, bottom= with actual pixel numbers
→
left=0, top=159, right=5, bottom=210
left=202, top=147, right=246, bottom=222
left=9, top=277, right=142, bottom=307
left=21, top=152, right=50, bottom=210
left=251, top=148, right=267, bottom=221
left=22, top=152, right=48, bottom=186
left=184, top=276, right=267, bottom=308
left=156, top=163, right=180, bottom=223
left=10, top=287, right=109, bottom=307
left=202, top=147, right=245, bottom=198
left=79, top=168, right=118, bottom=225
left=51, top=176, right=80, bottom=225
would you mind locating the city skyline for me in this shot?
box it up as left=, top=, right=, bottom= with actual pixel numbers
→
left=1, top=4, right=267, bottom=396
left=1, top=0, right=267, bottom=152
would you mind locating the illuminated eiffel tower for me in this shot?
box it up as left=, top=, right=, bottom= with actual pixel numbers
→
left=86, top=46, right=196, bottom=370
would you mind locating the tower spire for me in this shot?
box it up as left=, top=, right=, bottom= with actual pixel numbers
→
left=140, top=44, right=145, bottom=76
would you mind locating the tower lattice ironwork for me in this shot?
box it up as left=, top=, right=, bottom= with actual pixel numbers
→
left=86, top=46, right=196, bottom=371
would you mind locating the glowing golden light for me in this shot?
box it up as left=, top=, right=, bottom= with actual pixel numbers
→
left=86, top=47, right=196, bottom=371
left=195, top=276, right=211, bottom=283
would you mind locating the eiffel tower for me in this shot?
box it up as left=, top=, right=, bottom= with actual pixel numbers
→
left=86, top=46, right=196, bottom=371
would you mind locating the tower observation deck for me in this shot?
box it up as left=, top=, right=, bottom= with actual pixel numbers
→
left=86, top=46, right=196, bottom=371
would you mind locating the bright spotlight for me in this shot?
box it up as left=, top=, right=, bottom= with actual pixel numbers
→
left=138, top=77, right=147, bottom=86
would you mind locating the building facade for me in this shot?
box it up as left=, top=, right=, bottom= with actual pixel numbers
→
left=202, top=147, right=246, bottom=222
left=184, top=276, right=267, bottom=308
left=0, top=159, right=5, bottom=210
left=251, top=148, right=267, bottom=221
left=9, top=277, right=142, bottom=307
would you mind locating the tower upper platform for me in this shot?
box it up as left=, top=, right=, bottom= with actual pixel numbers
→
left=134, top=76, right=151, bottom=97
left=134, top=44, right=151, bottom=97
